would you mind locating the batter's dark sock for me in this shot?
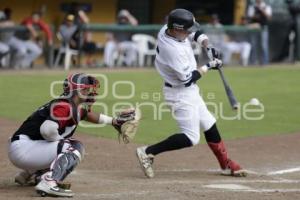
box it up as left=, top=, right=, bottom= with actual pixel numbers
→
left=145, top=133, right=192, bottom=156
left=204, top=123, right=221, bottom=143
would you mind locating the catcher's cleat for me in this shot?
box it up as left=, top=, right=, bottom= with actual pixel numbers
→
left=57, top=182, right=72, bottom=190
left=35, top=174, right=74, bottom=197
left=15, top=170, right=31, bottom=186
left=15, top=169, right=50, bottom=186
left=221, top=159, right=247, bottom=177
left=136, top=146, right=154, bottom=178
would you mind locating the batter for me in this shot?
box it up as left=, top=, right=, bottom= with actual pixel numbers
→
left=136, top=9, right=247, bottom=178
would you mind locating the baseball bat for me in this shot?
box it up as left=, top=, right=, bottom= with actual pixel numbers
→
left=217, top=67, right=239, bottom=110
left=200, top=45, right=239, bottom=110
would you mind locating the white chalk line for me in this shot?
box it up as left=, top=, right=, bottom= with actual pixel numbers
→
left=73, top=167, right=300, bottom=184
left=73, top=167, right=300, bottom=192
left=74, top=175, right=300, bottom=185
left=268, top=167, right=300, bottom=175
left=224, top=188, right=300, bottom=193
left=204, top=184, right=252, bottom=190
left=145, top=179, right=300, bottom=184
left=77, top=188, right=300, bottom=198
left=73, top=167, right=300, bottom=198
left=74, top=167, right=300, bottom=178
left=203, top=184, right=300, bottom=193
left=78, top=191, right=153, bottom=198
left=75, top=166, right=300, bottom=174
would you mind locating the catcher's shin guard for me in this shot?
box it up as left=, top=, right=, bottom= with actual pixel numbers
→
left=50, top=152, right=80, bottom=182
left=51, top=139, right=85, bottom=182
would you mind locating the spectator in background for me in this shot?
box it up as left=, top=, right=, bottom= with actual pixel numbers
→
left=0, top=12, right=10, bottom=66
left=21, top=12, right=53, bottom=46
left=65, top=3, right=97, bottom=66
left=104, top=9, right=138, bottom=67
left=15, top=11, right=53, bottom=68
left=247, top=0, right=272, bottom=65
left=3, top=7, right=12, bottom=20
left=67, top=2, right=90, bottom=26
left=282, top=0, right=300, bottom=62
left=206, top=14, right=251, bottom=66
left=0, top=10, right=33, bottom=68
left=59, top=14, right=97, bottom=66
left=58, top=14, right=78, bottom=49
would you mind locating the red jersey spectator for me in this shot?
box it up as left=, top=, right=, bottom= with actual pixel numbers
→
left=21, top=12, right=53, bottom=45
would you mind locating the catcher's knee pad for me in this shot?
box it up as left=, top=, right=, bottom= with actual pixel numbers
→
left=57, top=139, right=85, bottom=161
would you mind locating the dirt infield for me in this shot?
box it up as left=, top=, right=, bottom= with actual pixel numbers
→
left=1, top=117, right=300, bottom=200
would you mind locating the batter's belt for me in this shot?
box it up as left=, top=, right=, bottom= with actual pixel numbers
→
left=10, top=135, right=20, bottom=143
left=164, top=82, right=195, bottom=88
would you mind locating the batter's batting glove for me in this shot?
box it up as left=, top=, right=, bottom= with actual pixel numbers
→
left=206, top=58, right=222, bottom=70
left=207, top=47, right=221, bottom=60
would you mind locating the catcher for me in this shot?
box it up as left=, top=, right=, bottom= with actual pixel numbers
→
left=7, top=73, right=138, bottom=197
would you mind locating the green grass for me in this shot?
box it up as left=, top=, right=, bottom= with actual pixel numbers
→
left=1, top=66, right=300, bottom=144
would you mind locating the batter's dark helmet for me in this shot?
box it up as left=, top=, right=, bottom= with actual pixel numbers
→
left=167, top=9, right=200, bottom=32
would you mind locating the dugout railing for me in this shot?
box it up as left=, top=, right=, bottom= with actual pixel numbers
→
left=0, top=24, right=260, bottom=68
left=78, top=24, right=260, bottom=67
left=0, top=25, right=55, bottom=68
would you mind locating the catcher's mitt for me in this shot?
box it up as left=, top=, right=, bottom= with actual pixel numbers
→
left=113, top=108, right=141, bottom=143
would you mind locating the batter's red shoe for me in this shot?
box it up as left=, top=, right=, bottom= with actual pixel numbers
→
left=221, top=159, right=247, bottom=177
left=208, top=141, right=247, bottom=177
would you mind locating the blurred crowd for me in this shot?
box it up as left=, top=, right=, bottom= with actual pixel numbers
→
left=0, top=3, right=101, bottom=69
left=0, top=0, right=294, bottom=70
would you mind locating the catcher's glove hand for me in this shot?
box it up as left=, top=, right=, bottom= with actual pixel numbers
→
left=112, top=108, right=141, bottom=144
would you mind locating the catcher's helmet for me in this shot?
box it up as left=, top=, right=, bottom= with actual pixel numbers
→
left=167, top=9, right=200, bottom=32
left=63, top=73, right=99, bottom=96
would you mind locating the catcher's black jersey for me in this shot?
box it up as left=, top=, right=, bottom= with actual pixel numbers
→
left=13, top=98, right=87, bottom=140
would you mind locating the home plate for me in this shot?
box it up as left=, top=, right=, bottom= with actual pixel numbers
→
left=204, top=184, right=252, bottom=190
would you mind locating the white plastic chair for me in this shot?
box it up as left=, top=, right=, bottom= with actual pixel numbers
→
left=132, top=34, right=156, bottom=67
left=0, top=53, right=10, bottom=68
left=54, top=33, right=78, bottom=70
left=112, top=49, right=126, bottom=66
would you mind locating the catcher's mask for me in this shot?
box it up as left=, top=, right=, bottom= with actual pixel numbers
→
left=63, top=73, right=99, bottom=103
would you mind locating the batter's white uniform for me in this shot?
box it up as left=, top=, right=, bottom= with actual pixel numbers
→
left=155, top=25, right=216, bottom=145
